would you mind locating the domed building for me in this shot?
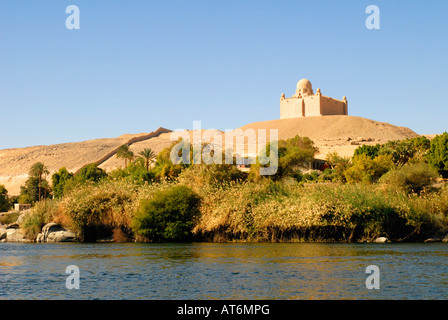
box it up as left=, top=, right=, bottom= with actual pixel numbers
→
left=280, top=78, right=348, bottom=118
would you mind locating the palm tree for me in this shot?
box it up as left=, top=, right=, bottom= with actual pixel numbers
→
left=116, top=144, right=134, bottom=167
left=29, top=162, right=49, bottom=201
left=139, top=148, right=156, bottom=172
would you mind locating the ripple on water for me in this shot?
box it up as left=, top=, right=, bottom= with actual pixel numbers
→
left=0, top=242, right=447, bottom=299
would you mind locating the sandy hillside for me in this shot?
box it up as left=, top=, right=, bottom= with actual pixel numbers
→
left=0, top=116, right=420, bottom=195
left=0, top=132, right=161, bottom=195
left=230, top=115, right=419, bottom=159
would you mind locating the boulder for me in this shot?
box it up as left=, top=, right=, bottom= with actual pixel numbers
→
left=443, top=235, right=448, bottom=243
left=374, top=237, right=389, bottom=243
left=16, top=210, right=31, bottom=225
left=5, top=228, right=32, bottom=242
left=0, top=228, right=7, bottom=241
left=37, top=223, right=78, bottom=243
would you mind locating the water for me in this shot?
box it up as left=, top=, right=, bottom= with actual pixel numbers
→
left=0, top=242, right=447, bottom=300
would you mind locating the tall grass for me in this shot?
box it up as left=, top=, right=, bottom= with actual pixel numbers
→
left=23, top=176, right=448, bottom=242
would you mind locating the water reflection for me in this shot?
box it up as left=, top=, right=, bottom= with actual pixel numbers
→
left=0, top=242, right=446, bottom=299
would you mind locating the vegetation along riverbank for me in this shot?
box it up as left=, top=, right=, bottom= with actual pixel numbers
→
left=1, top=133, right=448, bottom=243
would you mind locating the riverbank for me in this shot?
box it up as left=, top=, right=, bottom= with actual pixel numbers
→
left=2, top=178, right=448, bottom=244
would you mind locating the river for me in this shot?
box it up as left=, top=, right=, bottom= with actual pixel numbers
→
left=0, top=242, right=447, bottom=300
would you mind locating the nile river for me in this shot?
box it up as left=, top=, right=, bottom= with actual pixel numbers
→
left=0, top=242, right=447, bottom=299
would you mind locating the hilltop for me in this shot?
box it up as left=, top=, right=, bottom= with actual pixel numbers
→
left=0, top=116, right=420, bottom=195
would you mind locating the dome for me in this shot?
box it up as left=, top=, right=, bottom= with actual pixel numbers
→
left=296, top=79, right=312, bottom=90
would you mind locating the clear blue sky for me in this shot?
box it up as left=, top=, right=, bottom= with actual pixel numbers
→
left=0, top=0, right=447, bottom=149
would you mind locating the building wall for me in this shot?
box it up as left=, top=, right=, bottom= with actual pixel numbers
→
left=320, top=96, right=347, bottom=115
left=280, top=94, right=347, bottom=119
left=302, top=95, right=321, bottom=116
left=280, top=98, right=301, bottom=119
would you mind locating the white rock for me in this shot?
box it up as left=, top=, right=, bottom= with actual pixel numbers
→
left=374, top=237, right=389, bottom=243
left=39, top=222, right=78, bottom=243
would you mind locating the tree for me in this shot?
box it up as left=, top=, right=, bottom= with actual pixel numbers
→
left=52, top=167, right=74, bottom=198
left=152, top=140, right=191, bottom=181
left=353, top=144, right=381, bottom=159
left=325, top=151, right=351, bottom=182
left=116, top=144, right=134, bottom=167
left=344, top=154, right=393, bottom=184
left=0, top=185, right=10, bottom=212
left=378, top=137, right=430, bottom=166
left=20, top=176, right=51, bottom=204
left=251, top=135, right=317, bottom=181
left=427, top=132, right=448, bottom=178
left=138, top=148, right=156, bottom=172
left=29, top=162, right=50, bottom=201
left=75, top=164, right=108, bottom=183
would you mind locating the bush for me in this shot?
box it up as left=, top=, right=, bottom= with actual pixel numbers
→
left=379, top=162, right=439, bottom=194
left=62, top=180, right=136, bottom=241
left=110, top=158, right=155, bottom=185
left=20, top=200, right=58, bottom=239
left=344, top=154, right=393, bottom=184
left=132, top=185, right=201, bottom=242
left=251, top=135, right=317, bottom=181
left=178, top=163, right=246, bottom=190
left=75, top=164, right=108, bottom=183
left=427, top=132, right=448, bottom=178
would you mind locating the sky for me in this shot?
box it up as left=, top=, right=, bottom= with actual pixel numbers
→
left=0, top=0, right=447, bottom=149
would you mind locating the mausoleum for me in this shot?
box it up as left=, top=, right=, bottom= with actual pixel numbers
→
left=280, top=79, right=348, bottom=118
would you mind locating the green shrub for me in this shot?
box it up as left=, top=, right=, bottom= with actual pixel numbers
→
left=427, top=132, right=448, bottom=178
left=354, top=144, right=381, bottom=159
left=380, top=162, right=440, bottom=194
left=75, top=164, right=108, bottom=183
left=132, top=185, right=201, bottom=242
left=62, top=180, right=135, bottom=241
left=344, top=154, right=393, bottom=184
left=20, top=200, right=58, bottom=239
left=178, top=163, right=246, bottom=189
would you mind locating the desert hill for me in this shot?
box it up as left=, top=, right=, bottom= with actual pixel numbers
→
left=235, top=115, right=419, bottom=159
left=0, top=116, right=420, bottom=195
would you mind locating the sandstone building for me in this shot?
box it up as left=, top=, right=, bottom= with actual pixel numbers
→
left=280, top=79, right=348, bottom=119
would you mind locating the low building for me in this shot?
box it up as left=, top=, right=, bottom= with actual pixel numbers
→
left=14, top=204, right=31, bottom=211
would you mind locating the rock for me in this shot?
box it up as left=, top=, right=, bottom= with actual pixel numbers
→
left=0, top=228, right=7, bottom=241
left=443, top=235, right=448, bottom=243
left=38, top=222, right=78, bottom=243
left=36, top=233, right=44, bottom=242
left=96, top=237, right=115, bottom=243
left=47, top=230, right=77, bottom=242
left=374, top=237, right=389, bottom=243
left=6, top=223, right=19, bottom=229
left=424, top=238, right=442, bottom=243
left=16, top=210, right=31, bottom=225
left=5, top=228, right=32, bottom=242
